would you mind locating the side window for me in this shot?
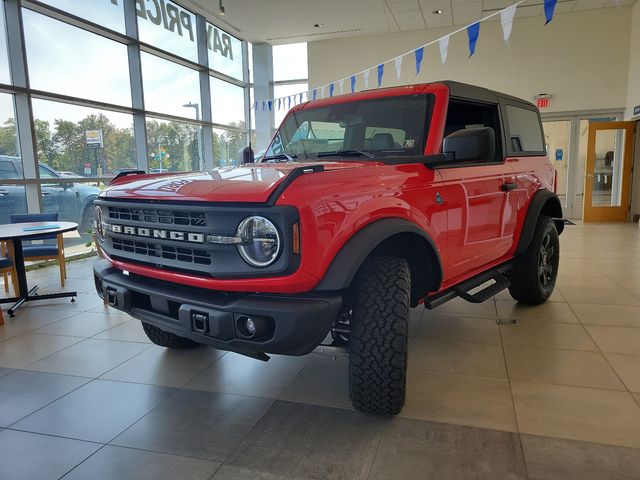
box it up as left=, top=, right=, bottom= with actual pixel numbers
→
left=505, top=105, right=545, bottom=153
left=443, top=100, right=502, bottom=163
left=38, top=164, right=58, bottom=179
left=0, top=160, right=19, bottom=179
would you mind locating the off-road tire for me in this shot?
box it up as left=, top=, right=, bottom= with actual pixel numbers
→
left=507, top=215, right=559, bottom=305
left=142, top=322, right=199, bottom=349
left=349, top=256, right=410, bottom=415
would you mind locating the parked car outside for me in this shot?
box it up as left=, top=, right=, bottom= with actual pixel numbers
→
left=0, top=155, right=101, bottom=233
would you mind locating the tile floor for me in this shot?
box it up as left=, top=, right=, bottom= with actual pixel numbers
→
left=0, top=222, right=640, bottom=479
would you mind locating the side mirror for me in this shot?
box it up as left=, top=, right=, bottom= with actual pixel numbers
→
left=237, top=145, right=255, bottom=165
left=443, top=127, right=496, bottom=163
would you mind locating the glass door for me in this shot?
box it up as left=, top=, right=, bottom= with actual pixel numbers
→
left=542, top=120, right=571, bottom=208
left=583, top=121, right=636, bottom=222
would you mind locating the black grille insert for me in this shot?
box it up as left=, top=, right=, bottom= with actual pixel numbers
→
left=112, top=238, right=211, bottom=265
left=107, top=206, right=206, bottom=227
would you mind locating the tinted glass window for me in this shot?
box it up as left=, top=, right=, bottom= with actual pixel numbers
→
left=39, top=164, right=57, bottom=178
left=137, top=0, right=197, bottom=62
left=141, top=52, right=200, bottom=119
left=210, top=77, right=245, bottom=127
left=146, top=117, right=203, bottom=172
left=31, top=98, right=136, bottom=176
left=0, top=1, right=10, bottom=84
left=38, top=0, right=125, bottom=33
left=506, top=105, right=544, bottom=152
left=207, top=23, right=243, bottom=80
left=23, top=9, right=131, bottom=106
left=444, top=100, right=501, bottom=163
left=267, top=95, right=431, bottom=160
left=0, top=159, right=19, bottom=179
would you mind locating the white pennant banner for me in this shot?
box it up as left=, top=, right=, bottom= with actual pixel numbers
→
left=500, top=4, right=517, bottom=43
left=320, top=86, right=325, bottom=98
left=338, top=79, right=344, bottom=95
left=363, top=69, right=370, bottom=89
left=439, top=36, right=449, bottom=64
left=394, top=56, right=403, bottom=80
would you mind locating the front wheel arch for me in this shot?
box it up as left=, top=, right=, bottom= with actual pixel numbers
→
left=315, top=218, right=443, bottom=305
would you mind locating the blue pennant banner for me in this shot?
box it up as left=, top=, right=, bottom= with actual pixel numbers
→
left=253, top=101, right=257, bottom=110
left=267, top=100, right=272, bottom=111
left=544, top=0, right=557, bottom=24
left=299, top=93, right=303, bottom=103
left=467, top=22, right=480, bottom=57
left=277, top=98, right=281, bottom=110
left=261, top=100, right=266, bottom=111
left=350, top=75, right=356, bottom=93
left=377, top=63, right=384, bottom=87
left=329, top=83, right=335, bottom=97
left=312, top=89, right=317, bottom=100
left=415, top=47, right=424, bottom=75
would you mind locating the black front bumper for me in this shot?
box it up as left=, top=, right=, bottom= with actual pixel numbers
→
left=93, top=260, right=341, bottom=356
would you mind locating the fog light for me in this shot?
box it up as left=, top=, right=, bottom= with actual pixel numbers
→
left=236, top=314, right=272, bottom=339
left=244, top=318, right=256, bottom=336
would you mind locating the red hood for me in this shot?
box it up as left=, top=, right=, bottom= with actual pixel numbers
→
left=101, top=162, right=368, bottom=203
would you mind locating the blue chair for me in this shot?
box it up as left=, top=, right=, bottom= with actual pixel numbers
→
left=9, top=213, right=67, bottom=287
left=0, top=256, right=17, bottom=324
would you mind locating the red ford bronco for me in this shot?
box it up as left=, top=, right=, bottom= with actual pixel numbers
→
left=93, top=81, right=563, bottom=415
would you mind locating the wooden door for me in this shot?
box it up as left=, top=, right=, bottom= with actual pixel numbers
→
left=583, top=121, right=636, bottom=222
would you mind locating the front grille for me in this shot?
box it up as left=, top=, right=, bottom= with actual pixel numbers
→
left=107, top=206, right=207, bottom=227
left=112, top=238, right=212, bottom=265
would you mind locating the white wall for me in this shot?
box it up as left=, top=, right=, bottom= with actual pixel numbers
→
left=308, top=7, right=632, bottom=114
left=625, top=1, right=640, bottom=119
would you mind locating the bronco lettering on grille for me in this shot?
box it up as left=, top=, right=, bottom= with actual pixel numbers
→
left=110, top=224, right=205, bottom=244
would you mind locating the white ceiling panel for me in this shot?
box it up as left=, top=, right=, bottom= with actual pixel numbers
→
left=183, top=0, right=637, bottom=44
left=389, top=0, right=422, bottom=12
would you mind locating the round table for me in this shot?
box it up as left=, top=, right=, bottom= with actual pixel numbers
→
left=0, top=221, right=78, bottom=316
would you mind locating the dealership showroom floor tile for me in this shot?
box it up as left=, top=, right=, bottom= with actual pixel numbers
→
left=0, top=222, right=639, bottom=479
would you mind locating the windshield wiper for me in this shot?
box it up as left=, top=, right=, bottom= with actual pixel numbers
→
left=262, top=153, right=298, bottom=162
left=316, top=149, right=375, bottom=159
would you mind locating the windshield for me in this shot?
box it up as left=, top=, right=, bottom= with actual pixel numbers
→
left=264, top=94, right=433, bottom=161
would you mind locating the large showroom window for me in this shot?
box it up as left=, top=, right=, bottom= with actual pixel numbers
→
left=140, top=52, right=200, bottom=118
left=22, top=10, right=132, bottom=106
left=0, top=1, right=9, bottom=84
left=146, top=117, right=203, bottom=172
left=0, top=0, right=250, bottom=254
left=273, top=43, right=308, bottom=126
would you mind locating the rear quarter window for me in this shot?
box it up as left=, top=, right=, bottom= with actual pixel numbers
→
left=504, top=105, right=545, bottom=155
left=0, top=160, right=19, bottom=179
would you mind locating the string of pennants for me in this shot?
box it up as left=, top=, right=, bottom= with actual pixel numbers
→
left=254, top=0, right=558, bottom=111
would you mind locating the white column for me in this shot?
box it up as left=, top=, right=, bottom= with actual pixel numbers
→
left=252, top=43, right=275, bottom=152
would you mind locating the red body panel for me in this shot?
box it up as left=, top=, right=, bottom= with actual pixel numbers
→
left=99, top=82, right=554, bottom=297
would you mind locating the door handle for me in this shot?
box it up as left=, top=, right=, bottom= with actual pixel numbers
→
left=501, top=182, right=517, bottom=192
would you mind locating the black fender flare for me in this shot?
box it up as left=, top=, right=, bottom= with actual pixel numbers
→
left=515, top=189, right=564, bottom=255
left=315, top=218, right=443, bottom=292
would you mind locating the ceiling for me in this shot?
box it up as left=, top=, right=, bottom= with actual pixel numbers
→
left=183, top=0, right=637, bottom=44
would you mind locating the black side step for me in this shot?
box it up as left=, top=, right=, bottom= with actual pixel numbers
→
left=425, top=262, right=512, bottom=309
left=454, top=272, right=510, bottom=304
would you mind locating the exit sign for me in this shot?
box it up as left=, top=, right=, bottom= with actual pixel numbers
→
left=537, top=98, right=550, bottom=108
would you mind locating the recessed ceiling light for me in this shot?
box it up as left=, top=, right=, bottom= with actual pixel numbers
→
left=314, top=23, right=324, bottom=28
left=432, top=9, right=444, bottom=14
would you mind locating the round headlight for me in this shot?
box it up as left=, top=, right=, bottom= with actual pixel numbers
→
left=94, top=206, right=104, bottom=241
left=236, top=216, right=281, bottom=267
